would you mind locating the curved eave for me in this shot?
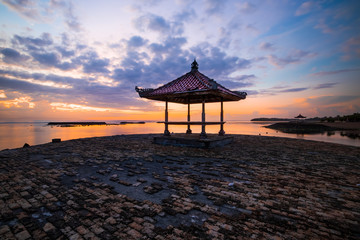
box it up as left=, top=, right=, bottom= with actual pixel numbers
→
left=138, top=89, right=246, bottom=104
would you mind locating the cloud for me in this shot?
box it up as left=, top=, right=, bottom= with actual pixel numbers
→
left=216, top=74, right=256, bottom=90
left=268, top=50, right=316, bottom=68
left=313, top=82, right=338, bottom=90
left=190, top=44, right=251, bottom=77
left=111, top=36, right=253, bottom=93
left=279, top=87, right=308, bottom=93
left=342, top=36, right=360, bottom=61
left=48, top=0, right=82, bottom=31
left=259, top=42, right=275, bottom=51
left=237, top=2, right=257, bottom=14
left=31, top=52, right=59, bottom=66
left=0, top=90, right=6, bottom=98
left=1, top=0, right=41, bottom=21
left=236, top=74, right=256, bottom=81
left=174, top=8, right=196, bottom=22
left=205, top=0, right=228, bottom=15
left=128, top=36, right=147, bottom=48
left=55, top=46, right=75, bottom=57
left=134, top=14, right=171, bottom=33
left=218, top=80, right=253, bottom=90
left=306, top=95, right=359, bottom=106
left=63, top=2, right=82, bottom=31
left=311, top=68, right=360, bottom=76
left=30, top=51, right=77, bottom=70
left=1, top=29, right=253, bottom=115
left=0, top=72, right=149, bottom=110
left=0, top=69, right=79, bottom=89
left=12, top=33, right=53, bottom=48
left=8, top=32, right=92, bottom=71
left=295, top=1, right=318, bottom=16
left=0, top=48, right=30, bottom=64
left=134, top=13, right=185, bottom=37
left=83, top=58, right=110, bottom=74
left=133, top=13, right=185, bottom=36
left=149, top=37, right=187, bottom=54
left=314, top=19, right=334, bottom=34
left=255, top=85, right=309, bottom=96
left=2, top=0, right=82, bottom=31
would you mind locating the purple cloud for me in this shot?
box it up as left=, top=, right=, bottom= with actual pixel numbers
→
left=311, top=68, right=360, bottom=76
left=12, top=33, right=53, bottom=48
left=295, top=1, right=319, bottom=16
left=279, top=87, right=308, bottom=93
left=313, top=82, right=338, bottom=89
left=205, top=0, right=228, bottom=15
left=0, top=48, right=30, bottom=64
left=2, top=0, right=41, bottom=20
left=83, top=58, right=110, bottom=74
left=259, top=42, right=275, bottom=51
left=306, top=95, right=359, bottom=105
left=134, top=14, right=171, bottom=33
left=268, top=50, right=316, bottom=68
left=128, top=36, right=147, bottom=48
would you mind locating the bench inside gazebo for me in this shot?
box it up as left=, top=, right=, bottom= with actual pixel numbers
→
left=135, top=60, right=247, bottom=146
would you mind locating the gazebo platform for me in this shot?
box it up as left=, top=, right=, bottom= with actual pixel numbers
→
left=153, top=134, right=234, bottom=148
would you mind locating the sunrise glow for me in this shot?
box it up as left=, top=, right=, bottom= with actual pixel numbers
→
left=0, top=0, right=359, bottom=122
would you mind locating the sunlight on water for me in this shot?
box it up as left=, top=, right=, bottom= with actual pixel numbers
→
left=0, top=121, right=359, bottom=150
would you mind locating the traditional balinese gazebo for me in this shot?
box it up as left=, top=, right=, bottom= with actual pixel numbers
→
left=295, top=114, right=306, bottom=119
left=135, top=60, right=247, bottom=138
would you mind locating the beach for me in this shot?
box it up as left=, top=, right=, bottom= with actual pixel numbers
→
left=0, top=134, right=359, bottom=239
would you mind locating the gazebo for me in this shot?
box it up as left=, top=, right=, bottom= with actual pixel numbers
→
left=135, top=60, right=247, bottom=138
left=295, top=114, right=306, bottom=119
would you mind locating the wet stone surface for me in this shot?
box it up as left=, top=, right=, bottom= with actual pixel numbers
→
left=0, top=134, right=359, bottom=239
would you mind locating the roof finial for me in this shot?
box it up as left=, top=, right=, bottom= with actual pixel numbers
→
left=191, top=58, right=198, bottom=72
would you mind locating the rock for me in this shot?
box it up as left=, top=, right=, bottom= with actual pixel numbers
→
left=43, top=222, right=56, bottom=232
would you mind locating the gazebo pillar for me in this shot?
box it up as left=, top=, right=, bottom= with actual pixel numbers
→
left=219, top=98, right=225, bottom=136
left=164, top=100, right=170, bottom=136
left=200, top=99, right=207, bottom=138
left=186, top=102, right=192, bottom=134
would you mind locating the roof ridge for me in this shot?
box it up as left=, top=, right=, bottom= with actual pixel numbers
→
left=193, top=71, right=212, bottom=89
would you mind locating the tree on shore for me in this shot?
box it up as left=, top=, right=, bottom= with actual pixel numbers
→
left=320, top=113, right=360, bottom=122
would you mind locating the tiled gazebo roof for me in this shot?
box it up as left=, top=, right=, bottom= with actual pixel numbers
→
left=135, top=60, right=247, bottom=104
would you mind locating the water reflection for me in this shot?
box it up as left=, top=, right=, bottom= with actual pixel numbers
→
left=0, top=121, right=359, bottom=150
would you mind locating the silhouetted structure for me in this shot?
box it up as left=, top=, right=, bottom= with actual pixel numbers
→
left=295, top=114, right=306, bottom=119
left=136, top=60, right=247, bottom=138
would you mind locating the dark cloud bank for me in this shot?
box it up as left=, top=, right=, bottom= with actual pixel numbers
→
left=0, top=30, right=254, bottom=110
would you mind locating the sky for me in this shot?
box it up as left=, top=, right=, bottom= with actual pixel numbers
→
left=0, top=0, right=359, bottom=122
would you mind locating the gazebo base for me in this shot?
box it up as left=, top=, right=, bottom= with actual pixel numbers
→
left=153, top=134, right=233, bottom=148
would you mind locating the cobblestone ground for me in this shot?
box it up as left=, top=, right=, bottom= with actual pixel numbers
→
left=0, top=134, right=359, bottom=239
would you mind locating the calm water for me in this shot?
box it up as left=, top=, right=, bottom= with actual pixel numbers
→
left=0, top=121, right=359, bottom=150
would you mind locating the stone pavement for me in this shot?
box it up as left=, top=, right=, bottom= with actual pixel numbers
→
left=0, top=134, right=359, bottom=239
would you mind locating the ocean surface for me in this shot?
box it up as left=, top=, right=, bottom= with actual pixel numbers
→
left=0, top=121, right=359, bottom=150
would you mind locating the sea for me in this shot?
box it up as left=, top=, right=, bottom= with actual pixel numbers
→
left=0, top=121, right=359, bottom=150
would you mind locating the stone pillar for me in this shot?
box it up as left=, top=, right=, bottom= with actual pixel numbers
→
left=164, top=100, right=170, bottom=136
left=200, top=99, right=207, bottom=138
left=219, top=98, right=225, bottom=136
left=186, top=102, right=192, bottom=134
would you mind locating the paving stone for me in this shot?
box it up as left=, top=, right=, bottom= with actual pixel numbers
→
left=0, top=225, right=11, bottom=235
left=14, top=230, right=31, bottom=240
left=0, top=134, right=359, bottom=239
left=127, top=229, right=142, bottom=239
left=43, top=222, right=56, bottom=232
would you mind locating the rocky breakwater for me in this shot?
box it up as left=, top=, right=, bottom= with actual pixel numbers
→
left=265, top=122, right=342, bottom=134
left=0, top=134, right=359, bottom=239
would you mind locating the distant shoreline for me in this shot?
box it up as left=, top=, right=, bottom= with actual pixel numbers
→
left=265, top=121, right=360, bottom=139
left=48, top=121, right=146, bottom=127
left=48, top=122, right=107, bottom=126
